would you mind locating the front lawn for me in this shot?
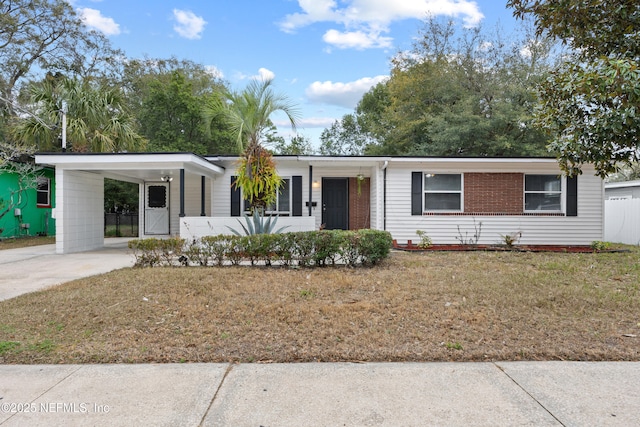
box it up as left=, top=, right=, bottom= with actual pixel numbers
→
left=0, top=249, right=638, bottom=363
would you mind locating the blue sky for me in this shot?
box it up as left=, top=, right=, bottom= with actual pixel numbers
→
left=73, top=0, right=520, bottom=148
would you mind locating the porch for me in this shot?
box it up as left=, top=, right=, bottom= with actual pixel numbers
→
left=34, top=153, right=382, bottom=254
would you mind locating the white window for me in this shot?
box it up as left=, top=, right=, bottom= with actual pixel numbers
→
left=267, top=177, right=291, bottom=215
left=244, top=178, right=291, bottom=215
left=524, top=175, right=561, bottom=211
left=424, top=173, right=462, bottom=211
left=36, top=177, right=51, bottom=207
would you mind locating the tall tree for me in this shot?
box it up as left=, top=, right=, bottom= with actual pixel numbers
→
left=320, top=114, right=369, bottom=155
left=273, top=134, right=315, bottom=155
left=11, top=75, right=146, bottom=152
left=207, top=79, right=300, bottom=209
left=365, top=19, right=553, bottom=157
left=323, top=19, right=553, bottom=157
left=0, top=0, right=121, bottom=114
left=121, top=58, right=235, bottom=154
left=508, top=0, right=640, bottom=177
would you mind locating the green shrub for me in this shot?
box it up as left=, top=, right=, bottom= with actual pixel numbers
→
left=159, top=237, right=186, bottom=266
left=128, top=238, right=162, bottom=267
left=591, top=240, right=612, bottom=251
left=201, top=235, right=233, bottom=266
left=129, top=229, right=394, bottom=268
left=357, top=229, right=393, bottom=265
left=313, top=230, right=345, bottom=266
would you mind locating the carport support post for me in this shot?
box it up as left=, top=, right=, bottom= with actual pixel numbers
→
left=179, top=169, right=185, bottom=217
left=200, top=176, right=206, bottom=216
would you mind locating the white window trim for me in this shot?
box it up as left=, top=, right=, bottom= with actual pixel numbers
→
left=523, top=174, right=563, bottom=213
left=36, top=176, right=51, bottom=207
left=423, top=173, right=464, bottom=212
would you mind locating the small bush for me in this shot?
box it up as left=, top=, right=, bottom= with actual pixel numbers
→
left=415, top=230, right=432, bottom=249
left=128, top=238, right=162, bottom=267
left=358, top=229, right=393, bottom=265
left=591, top=240, right=612, bottom=251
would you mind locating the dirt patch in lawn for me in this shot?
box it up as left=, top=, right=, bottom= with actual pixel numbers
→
left=0, top=249, right=639, bottom=364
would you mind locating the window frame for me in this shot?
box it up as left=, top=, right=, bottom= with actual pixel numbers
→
left=422, top=173, right=463, bottom=212
left=523, top=174, right=563, bottom=213
left=243, top=177, right=292, bottom=216
left=36, top=176, right=51, bottom=208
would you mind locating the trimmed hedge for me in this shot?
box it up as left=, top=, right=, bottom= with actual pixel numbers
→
left=128, top=229, right=393, bottom=268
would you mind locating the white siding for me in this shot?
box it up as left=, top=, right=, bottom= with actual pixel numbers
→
left=55, top=169, right=104, bottom=254
left=385, top=162, right=603, bottom=245
left=180, top=216, right=316, bottom=239
left=209, top=161, right=381, bottom=231
left=161, top=172, right=213, bottom=236
left=605, top=198, right=640, bottom=245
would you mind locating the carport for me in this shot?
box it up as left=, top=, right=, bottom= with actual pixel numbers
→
left=34, top=153, right=225, bottom=254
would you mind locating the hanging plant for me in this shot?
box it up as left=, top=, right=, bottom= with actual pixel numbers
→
left=356, top=173, right=365, bottom=196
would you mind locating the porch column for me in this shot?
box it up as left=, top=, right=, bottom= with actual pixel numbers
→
left=179, top=169, right=185, bottom=217
left=308, top=165, right=313, bottom=216
left=200, top=175, right=206, bottom=216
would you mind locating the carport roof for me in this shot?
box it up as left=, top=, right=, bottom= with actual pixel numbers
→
left=34, top=152, right=225, bottom=183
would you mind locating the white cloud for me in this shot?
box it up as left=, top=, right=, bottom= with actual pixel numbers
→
left=205, top=65, right=224, bottom=79
left=294, top=117, right=337, bottom=128
left=79, top=8, right=120, bottom=35
left=172, top=9, right=207, bottom=40
left=323, top=29, right=392, bottom=50
left=254, top=68, right=276, bottom=81
left=233, top=68, right=276, bottom=82
left=306, top=75, right=389, bottom=109
left=280, top=0, right=484, bottom=49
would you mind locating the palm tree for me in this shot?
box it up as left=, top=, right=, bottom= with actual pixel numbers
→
left=206, top=78, right=300, bottom=210
left=11, top=76, right=146, bottom=153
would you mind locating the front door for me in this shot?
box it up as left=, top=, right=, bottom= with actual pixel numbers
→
left=144, top=183, right=169, bottom=235
left=322, top=178, right=348, bottom=230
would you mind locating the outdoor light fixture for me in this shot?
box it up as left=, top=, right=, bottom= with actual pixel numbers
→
left=161, top=175, right=173, bottom=182
left=312, top=180, right=320, bottom=188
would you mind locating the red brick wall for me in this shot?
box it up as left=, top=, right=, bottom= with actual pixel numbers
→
left=464, top=173, right=523, bottom=214
left=348, top=177, right=371, bottom=229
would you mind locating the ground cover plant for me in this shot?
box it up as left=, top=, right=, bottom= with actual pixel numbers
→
left=0, top=249, right=638, bottom=364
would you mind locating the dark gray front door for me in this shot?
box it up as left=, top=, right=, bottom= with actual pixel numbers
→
left=322, top=178, right=348, bottom=230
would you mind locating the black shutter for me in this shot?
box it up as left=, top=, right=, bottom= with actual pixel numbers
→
left=411, top=172, right=422, bottom=216
left=566, top=176, right=578, bottom=217
left=292, top=175, right=303, bottom=216
left=230, top=176, right=241, bottom=216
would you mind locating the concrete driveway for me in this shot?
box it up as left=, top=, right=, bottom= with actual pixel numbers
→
left=0, top=238, right=135, bottom=301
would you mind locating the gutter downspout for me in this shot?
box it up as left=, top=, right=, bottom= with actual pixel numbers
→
left=381, top=161, right=388, bottom=231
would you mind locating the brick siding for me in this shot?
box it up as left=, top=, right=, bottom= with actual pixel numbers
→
left=464, top=173, right=523, bottom=214
left=348, top=177, right=371, bottom=229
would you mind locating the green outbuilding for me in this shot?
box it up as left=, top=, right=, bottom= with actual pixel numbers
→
left=0, top=166, right=56, bottom=238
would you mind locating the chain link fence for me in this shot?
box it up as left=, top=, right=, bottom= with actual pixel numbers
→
left=104, top=212, right=139, bottom=237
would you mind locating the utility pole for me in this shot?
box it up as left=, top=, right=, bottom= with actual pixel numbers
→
left=61, top=100, right=67, bottom=152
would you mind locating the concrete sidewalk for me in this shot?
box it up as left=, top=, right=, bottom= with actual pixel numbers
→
left=0, top=238, right=135, bottom=301
left=0, top=361, right=638, bottom=426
